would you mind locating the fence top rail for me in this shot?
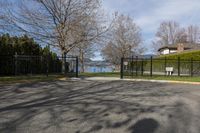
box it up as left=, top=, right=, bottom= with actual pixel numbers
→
left=17, top=55, right=42, bottom=58
left=57, top=56, right=78, bottom=58
left=0, top=55, right=42, bottom=58
left=123, top=57, right=200, bottom=62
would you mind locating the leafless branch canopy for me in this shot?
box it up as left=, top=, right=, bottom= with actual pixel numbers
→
left=102, top=14, right=143, bottom=65
left=152, top=21, right=200, bottom=52
left=0, top=0, right=109, bottom=55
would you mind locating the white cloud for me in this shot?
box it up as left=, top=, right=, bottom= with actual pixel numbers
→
left=137, top=0, right=200, bottom=31
left=102, top=0, right=200, bottom=53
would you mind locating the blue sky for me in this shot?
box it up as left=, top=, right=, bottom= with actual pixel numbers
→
left=7, top=0, right=200, bottom=60
left=101, top=0, right=200, bottom=54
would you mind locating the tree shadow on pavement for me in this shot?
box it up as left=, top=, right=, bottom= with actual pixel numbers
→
left=128, top=118, right=159, bottom=133
left=0, top=80, right=190, bottom=133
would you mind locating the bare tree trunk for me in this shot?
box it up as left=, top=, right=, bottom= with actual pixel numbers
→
left=61, top=52, right=66, bottom=75
left=0, top=0, right=107, bottom=64
left=81, top=61, right=84, bottom=73
left=101, top=14, right=143, bottom=66
left=80, top=50, right=85, bottom=73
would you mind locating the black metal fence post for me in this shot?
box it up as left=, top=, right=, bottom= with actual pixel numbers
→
left=40, top=56, right=43, bottom=74
left=30, top=56, right=33, bottom=76
left=14, top=52, right=18, bottom=76
left=64, top=52, right=67, bottom=76
left=141, top=58, right=144, bottom=76
left=120, top=57, right=124, bottom=79
left=76, top=56, right=79, bottom=78
left=191, top=58, right=193, bottom=77
left=131, top=56, right=134, bottom=78
left=150, top=56, right=153, bottom=77
left=178, top=57, right=180, bottom=76
left=47, top=45, right=51, bottom=77
left=136, top=56, right=138, bottom=76
left=164, top=57, right=167, bottom=76
left=46, top=54, right=50, bottom=77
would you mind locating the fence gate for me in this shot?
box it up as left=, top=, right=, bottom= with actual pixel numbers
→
left=120, top=57, right=144, bottom=79
left=57, top=56, right=79, bottom=77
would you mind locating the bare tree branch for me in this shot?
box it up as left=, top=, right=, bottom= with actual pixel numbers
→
left=101, top=14, right=143, bottom=66
left=0, top=0, right=112, bottom=73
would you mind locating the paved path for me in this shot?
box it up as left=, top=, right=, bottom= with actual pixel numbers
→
left=0, top=80, right=200, bottom=133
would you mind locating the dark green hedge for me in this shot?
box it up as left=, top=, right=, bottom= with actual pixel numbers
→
left=0, top=34, right=62, bottom=76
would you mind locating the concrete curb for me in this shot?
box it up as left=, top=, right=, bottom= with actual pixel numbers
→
left=82, top=77, right=200, bottom=85
left=124, top=78, right=200, bottom=85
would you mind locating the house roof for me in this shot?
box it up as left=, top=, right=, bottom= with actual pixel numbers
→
left=158, top=43, right=200, bottom=51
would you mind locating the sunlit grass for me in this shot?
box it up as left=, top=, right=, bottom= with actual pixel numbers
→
left=0, top=74, right=64, bottom=84
left=80, top=72, right=200, bottom=82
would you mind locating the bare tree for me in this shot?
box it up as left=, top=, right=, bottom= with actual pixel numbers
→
left=187, top=25, right=200, bottom=43
left=0, top=0, right=108, bottom=73
left=157, top=21, right=186, bottom=44
left=69, top=39, right=95, bottom=73
left=68, top=10, right=107, bottom=73
left=101, top=41, right=121, bottom=66
left=102, top=14, right=143, bottom=67
left=153, top=21, right=185, bottom=51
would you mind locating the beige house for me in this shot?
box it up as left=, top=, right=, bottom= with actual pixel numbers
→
left=158, top=43, right=200, bottom=55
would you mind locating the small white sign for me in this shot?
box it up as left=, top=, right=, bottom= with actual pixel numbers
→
left=124, top=62, right=128, bottom=66
left=166, top=67, right=173, bottom=75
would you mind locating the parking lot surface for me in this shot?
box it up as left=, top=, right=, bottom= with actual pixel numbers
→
left=0, top=80, right=200, bottom=133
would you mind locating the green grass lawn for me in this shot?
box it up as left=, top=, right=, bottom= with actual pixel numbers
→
left=0, top=74, right=65, bottom=84
left=1, top=73, right=200, bottom=84
left=80, top=72, right=200, bottom=82
left=128, top=75, right=200, bottom=82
